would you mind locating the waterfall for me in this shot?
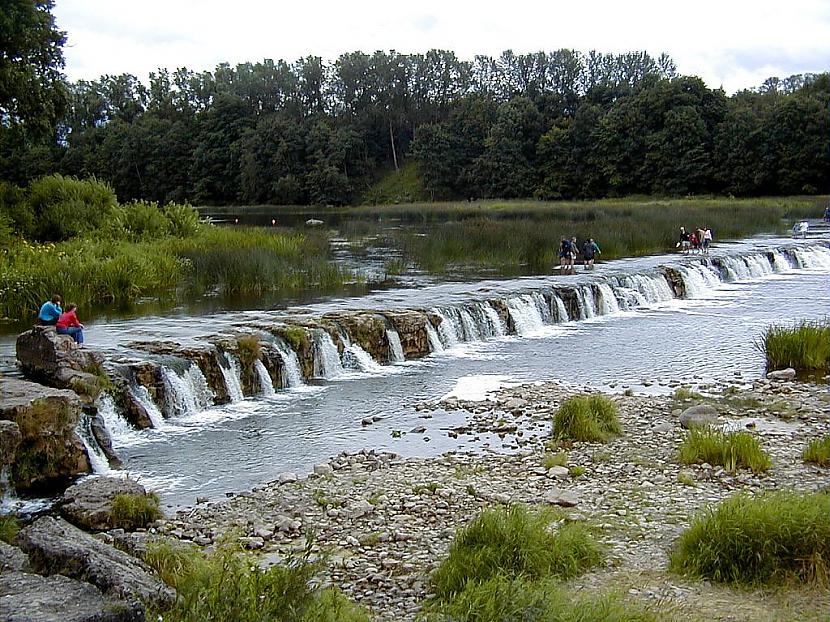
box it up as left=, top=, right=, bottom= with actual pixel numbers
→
left=219, top=353, right=245, bottom=402
left=75, top=416, right=110, bottom=474
left=343, top=343, right=385, bottom=372
left=481, top=303, right=506, bottom=336
left=161, top=365, right=213, bottom=417
left=272, top=341, right=303, bottom=388
left=254, top=359, right=275, bottom=396
left=433, top=308, right=460, bottom=346
left=506, top=295, right=546, bottom=335
left=575, top=286, right=596, bottom=319
left=386, top=329, right=406, bottom=362
left=617, top=273, right=674, bottom=304
left=596, top=283, right=621, bottom=315
left=792, top=245, right=830, bottom=270
left=744, top=255, right=773, bottom=277
left=425, top=321, right=444, bottom=352
left=98, top=393, right=134, bottom=441
left=130, top=385, right=165, bottom=428
left=551, top=294, right=569, bottom=323
left=0, top=466, right=17, bottom=510
left=313, top=330, right=344, bottom=378
left=770, top=250, right=793, bottom=272
left=457, top=308, right=481, bottom=341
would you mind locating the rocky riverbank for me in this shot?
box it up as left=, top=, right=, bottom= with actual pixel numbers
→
left=149, top=374, right=830, bottom=621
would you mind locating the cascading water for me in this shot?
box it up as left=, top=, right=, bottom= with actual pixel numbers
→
left=75, top=415, right=111, bottom=474
left=386, top=329, right=406, bottom=362
left=576, top=285, right=596, bottom=319
left=219, top=353, right=245, bottom=402
left=770, top=250, right=793, bottom=273
left=551, top=293, right=569, bottom=323
left=506, top=294, right=546, bottom=335
left=596, top=283, right=621, bottom=315
left=343, top=343, right=385, bottom=372
left=425, top=321, right=444, bottom=352
left=313, top=330, right=344, bottom=378
left=434, top=308, right=460, bottom=346
left=457, top=308, right=481, bottom=341
left=480, top=303, right=506, bottom=336
left=98, top=394, right=136, bottom=442
left=272, top=341, right=303, bottom=387
left=161, top=364, right=213, bottom=417
left=130, top=385, right=165, bottom=428
left=254, top=359, right=275, bottom=396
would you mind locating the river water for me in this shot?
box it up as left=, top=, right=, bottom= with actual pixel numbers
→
left=2, top=235, right=829, bottom=511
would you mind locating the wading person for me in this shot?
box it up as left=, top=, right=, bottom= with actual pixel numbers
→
left=702, top=227, right=712, bottom=254
left=678, top=227, right=691, bottom=254
left=570, top=237, right=578, bottom=268
left=56, top=303, right=85, bottom=344
left=37, top=295, right=62, bottom=326
left=582, top=238, right=601, bottom=268
left=558, top=237, right=572, bottom=269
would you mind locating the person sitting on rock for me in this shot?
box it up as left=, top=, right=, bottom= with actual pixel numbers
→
left=56, top=303, right=85, bottom=344
left=37, top=295, right=62, bottom=326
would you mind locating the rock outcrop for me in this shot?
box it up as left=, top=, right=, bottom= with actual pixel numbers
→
left=0, top=378, right=90, bottom=494
left=129, top=341, right=227, bottom=405
left=15, top=516, right=175, bottom=610
left=382, top=310, right=434, bottom=359
left=60, top=477, right=153, bottom=532
left=0, top=419, right=22, bottom=494
left=323, top=312, right=390, bottom=362
left=660, top=267, right=686, bottom=299
left=679, top=404, right=719, bottom=429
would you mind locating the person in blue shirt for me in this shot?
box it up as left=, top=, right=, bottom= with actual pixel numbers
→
left=37, top=295, right=62, bottom=326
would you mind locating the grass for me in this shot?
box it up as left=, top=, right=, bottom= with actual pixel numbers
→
left=756, top=320, right=830, bottom=372
left=553, top=394, right=622, bottom=443
left=0, top=514, right=20, bottom=543
left=672, top=387, right=703, bottom=401
left=677, top=427, right=772, bottom=473
left=144, top=538, right=369, bottom=622
left=110, top=492, right=163, bottom=530
left=235, top=334, right=262, bottom=368
left=670, top=491, right=830, bottom=586
left=803, top=436, right=830, bottom=467
left=543, top=451, right=568, bottom=469
left=430, top=505, right=604, bottom=603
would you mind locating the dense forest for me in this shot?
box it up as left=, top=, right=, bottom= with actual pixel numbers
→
left=1, top=1, right=828, bottom=206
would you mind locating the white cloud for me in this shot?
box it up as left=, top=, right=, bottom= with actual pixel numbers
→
left=53, top=0, right=830, bottom=93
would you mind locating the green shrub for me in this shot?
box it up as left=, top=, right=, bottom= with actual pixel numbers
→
left=756, top=320, right=830, bottom=372
left=0, top=181, right=33, bottom=237
left=0, top=514, right=20, bottom=543
left=110, top=492, right=162, bottom=530
left=143, top=538, right=369, bottom=622
left=670, top=491, right=830, bottom=585
left=553, top=394, right=622, bottom=443
left=27, top=174, right=117, bottom=241
left=163, top=202, right=200, bottom=238
left=677, top=427, right=771, bottom=473
left=803, top=436, right=830, bottom=467
left=113, top=200, right=170, bottom=241
left=431, top=505, right=604, bottom=603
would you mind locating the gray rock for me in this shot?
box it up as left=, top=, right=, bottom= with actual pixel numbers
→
left=313, top=463, right=333, bottom=476
left=15, top=326, right=106, bottom=394
left=60, top=476, right=152, bottom=531
left=15, top=516, right=175, bottom=609
left=651, top=421, right=674, bottom=433
left=0, top=571, right=145, bottom=622
left=543, top=489, right=579, bottom=507
left=679, top=404, right=718, bottom=429
left=346, top=499, right=375, bottom=518
left=546, top=466, right=570, bottom=479
left=0, top=419, right=21, bottom=467
left=0, top=541, right=29, bottom=572
left=766, top=368, right=796, bottom=381
left=278, top=472, right=299, bottom=484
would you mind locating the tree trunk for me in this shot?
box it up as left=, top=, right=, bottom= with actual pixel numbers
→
left=389, top=118, right=399, bottom=171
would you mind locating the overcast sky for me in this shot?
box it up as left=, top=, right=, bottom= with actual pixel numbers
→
left=53, top=0, right=830, bottom=94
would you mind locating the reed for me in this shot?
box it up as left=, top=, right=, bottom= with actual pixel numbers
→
left=756, top=320, right=830, bottom=372
left=553, top=394, right=622, bottom=443
left=803, top=436, right=830, bottom=467
left=670, top=491, right=830, bottom=585
left=677, top=427, right=771, bottom=473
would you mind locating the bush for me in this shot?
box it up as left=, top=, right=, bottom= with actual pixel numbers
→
left=110, top=492, right=162, bottom=530
left=677, top=427, right=771, bottom=473
left=0, top=181, right=33, bottom=237
left=803, top=436, right=830, bottom=467
left=27, top=174, right=117, bottom=241
left=670, top=491, right=830, bottom=585
left=143, top=538, right=369, bottom=622
left=553, top=394, right=622, bottom=443
left=422, top=575, right=663, bottom=622
left=163, top=202, right=201, bottom=238
left=756, top=320, right=830, bottom=372
left=431, top=505, right=604, bottom=603
left=110, top=200, right=170, bottom=241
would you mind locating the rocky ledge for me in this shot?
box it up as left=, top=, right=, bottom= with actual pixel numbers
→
left=148, top=375, right=830, bottom=621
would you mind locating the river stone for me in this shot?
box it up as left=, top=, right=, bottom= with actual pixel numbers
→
left=15, top=516, right=175, bottom=609
left=679, top=404, right=719, bottom=429
left=0, top=571, right=144, bottom=622
left=543, top=489, right=579, bottom=507
left=547, top=466, right=570, bottom=479
left=313, top=463, right=333, bottom=476
left=0, top=541, right=29, bottom=572
left=766, top=368, right=797, bottom=381
left=346, top=499, right=375, bottom=518
left=60, top=476, right=152, bottom=531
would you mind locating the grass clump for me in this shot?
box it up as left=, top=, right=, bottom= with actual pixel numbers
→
left=430, top=505, right=604, bottom=603
left=110, top=492, right=163, bottom=530
left=542, top=451, right=568, bottom=469
left=677, top=427, right=771, bottom=473
left=553, top=394, right=621, bottom=443
left=670, top=491, right=830, bottom=585
left=0, top=514, right=20, bottom=543
left=235, top=334, right=262, bottom=368
left=756, top=320, right=830, bottom=372
left=144, top=538, right=369, bottom=622
left=803, top=436, right=830, bottom=467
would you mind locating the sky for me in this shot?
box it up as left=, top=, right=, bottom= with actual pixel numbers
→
left=53, top=0, right=830, bottom=94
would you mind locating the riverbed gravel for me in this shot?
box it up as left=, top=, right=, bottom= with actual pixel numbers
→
left=153, top=376, right=830, bottom=621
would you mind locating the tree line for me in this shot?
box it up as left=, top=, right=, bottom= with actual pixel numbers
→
left=1, top=1, right=827, bottom=206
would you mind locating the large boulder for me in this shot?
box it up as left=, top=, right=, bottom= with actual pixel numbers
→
left=0, top=541, right=29, bottom=572
left=60, top=477, right=155, bottom=531
left=679, top=404, right=719, bottom=429
left=659, top=267, right=686, bottom=299
left=322, top=312, right=389, bottom=363
left=0, top=571, right=144, bottom=622
left=0, top=377, right=90, bottom=494
left=15, top=326, right=106, bottom=400
left=15, top=516, right=175, bottom=609
left=766, top=368, right=797, bottom=381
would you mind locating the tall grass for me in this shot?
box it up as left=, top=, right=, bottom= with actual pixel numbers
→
left=144, top=539, right=369, bottom=622
left=670, top=491, right=830, bottom=585
left=0, top=514, right=20, bottom=543
left=756, top=320, right=830, bottom=372
left=110, top=492, right=162, bottom=530
left=677, top=427, right=771, bottom=473
left=803, top=436, right=830, bottom=467
left=553, top=394, right=622, bottom=443
left=431, top=505, right=604, bottom=603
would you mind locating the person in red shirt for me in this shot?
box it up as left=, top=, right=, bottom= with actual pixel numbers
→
left=56, top=303, right=85, bottom=344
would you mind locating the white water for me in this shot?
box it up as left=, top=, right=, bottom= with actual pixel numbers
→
left=434, top=309, right=460, bottom=346
left=97, top=394, right=135, bottom=440
left=595, top=282, right=621, bottom=315
left=480, top=303, right=506, bottom=336
left=425, top=321, right=444, bottom=352
left=75, top=418, right=110, bottom=474
left=506, top=294, right=546, bottom=335
left=130, top=385, right=165, bottom=428
left=386, top=329, right=406, bottom=362
left=161, top=365, right=214, bottom=417
left=254, top=359, right=275, bottom=396
left=344, top=343, right=386, bottom=372
left=313, top=330, right=344, bottom=378
left=272, top=340, right=303, bottom=387
left=551, top=294, right=569, bottom=322
left=576, top=286, right=596, bottom=319
left=219, top=353, right=245, bottom=402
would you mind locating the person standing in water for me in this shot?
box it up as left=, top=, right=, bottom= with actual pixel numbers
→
left=582, top=238, right=601, bottom=268
left=702, top=227, right=712, bottom=254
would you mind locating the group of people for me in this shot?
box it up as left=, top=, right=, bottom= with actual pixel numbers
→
left=677, top=226, right=712, bottom=255
left=558, top=236, right=601, bottom=269
left=37, top=295, right=85, bottom=344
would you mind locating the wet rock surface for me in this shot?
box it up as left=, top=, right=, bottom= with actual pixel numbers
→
left=60, top=476, right=150, bottom=531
